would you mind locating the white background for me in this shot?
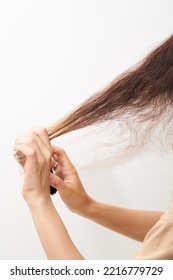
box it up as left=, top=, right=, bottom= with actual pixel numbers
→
left=0, top=0, right=173, bottom=260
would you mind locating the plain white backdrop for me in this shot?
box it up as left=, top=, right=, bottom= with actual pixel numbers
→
left=0, top=0, right=173, bottom=259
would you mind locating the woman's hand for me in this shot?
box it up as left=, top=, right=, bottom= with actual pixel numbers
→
left=50, top=145, right=94, bottom=216
left=14, top=127, right=93, bottom=215
left=14, top=127, right=85, bottom=259
left=14, top=127, right=53, bottom=203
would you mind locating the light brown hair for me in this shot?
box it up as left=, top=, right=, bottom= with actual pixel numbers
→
left=16, top=34, right=173, bottom=166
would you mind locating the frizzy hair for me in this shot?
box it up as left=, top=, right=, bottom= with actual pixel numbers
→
left=16, top=34, right=173, bottom=166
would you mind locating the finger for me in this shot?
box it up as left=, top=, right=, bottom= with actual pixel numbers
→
left=29, top=131, right=53, bottom=165
left=52, top=145, right=76, bottom=172
left=49, top=172, right=64, bottom=190
left=14, top=144, right=38, bottom=170
left=14, top=128, right=52, bottom=167
left=15, top=135, right=44, bottom=159
left=32, top=133, right=52, bottom=160
left=15, top=134, right=51, bottom=167
left=53, top=164, right=64, bottom=181
left=28, top=127, right=52, bottom=151
left=50, top=158, right=57, bottom=169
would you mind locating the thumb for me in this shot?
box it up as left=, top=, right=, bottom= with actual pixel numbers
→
left=49, top=172, right=64, bottom=191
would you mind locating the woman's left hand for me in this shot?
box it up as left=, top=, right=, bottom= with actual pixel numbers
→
left=14, top=127, right=54, bottom=203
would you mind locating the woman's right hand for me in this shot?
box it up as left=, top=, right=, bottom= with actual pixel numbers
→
left=50, top=145, right=94, bottom=216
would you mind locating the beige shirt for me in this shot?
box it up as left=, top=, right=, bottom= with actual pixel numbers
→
left=131, top=202, right=173, bottom=260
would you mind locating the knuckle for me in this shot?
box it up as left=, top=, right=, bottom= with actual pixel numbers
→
left=40, top=127, right=48, bottom=135
left=27, top=131, right=36, bottom=139
left=30, top=127, right=48, bottom=136
left=28, top=149, right=36, bottom=158
left=60, top=147, right=65, bottom=154
left=54, top=147, right=65, bottom=155
left=27, top=136, right=36, bottom=146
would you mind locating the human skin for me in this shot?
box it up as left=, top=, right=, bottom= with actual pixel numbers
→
left=14, top=127, right=84, bottom=259
left=14, top=127, right=163, bottom=259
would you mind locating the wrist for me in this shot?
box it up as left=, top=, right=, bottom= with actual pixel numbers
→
left=25, top=194, right=52, bottom=210
left=78, top=196, right=98, bottom=218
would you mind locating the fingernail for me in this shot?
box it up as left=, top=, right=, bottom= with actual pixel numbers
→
left=53, top=154, right=59, bottom=161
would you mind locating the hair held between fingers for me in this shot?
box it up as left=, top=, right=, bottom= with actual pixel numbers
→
left=14, top=34, right=173, bottom=166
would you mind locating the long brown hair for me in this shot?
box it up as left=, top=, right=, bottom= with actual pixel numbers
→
left=16, top=34, right=173, bottom=166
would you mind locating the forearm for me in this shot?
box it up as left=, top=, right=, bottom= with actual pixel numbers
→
left=81, top=199, right=163, bottom=242
left=27, top=197, right=84, bottom=260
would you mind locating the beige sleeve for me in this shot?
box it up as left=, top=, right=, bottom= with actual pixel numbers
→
left=130, top=205, right=173, bottom=260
